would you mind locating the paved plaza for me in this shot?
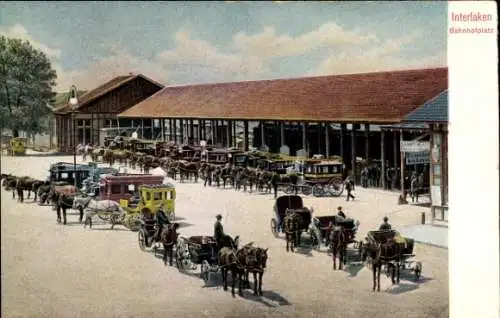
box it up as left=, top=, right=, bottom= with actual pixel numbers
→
left=1, top=155, right=449, bottom=318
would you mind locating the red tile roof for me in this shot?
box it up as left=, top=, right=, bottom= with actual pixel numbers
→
left=54, top=74, right=164, bottom=115
left=119, top=67, right=448, bottom=123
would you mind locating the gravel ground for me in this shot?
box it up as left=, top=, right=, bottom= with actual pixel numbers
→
left=1, top=155, right=449, bottom=318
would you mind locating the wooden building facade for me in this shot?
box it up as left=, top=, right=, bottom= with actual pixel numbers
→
left=53, top=74, right=163, bottom=152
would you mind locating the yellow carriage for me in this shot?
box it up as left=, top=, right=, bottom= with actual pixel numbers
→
left=8, top=137, right=27, bottom=156
left=119, top=183, right=176, bottom=223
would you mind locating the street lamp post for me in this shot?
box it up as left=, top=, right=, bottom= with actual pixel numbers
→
left=69, top=85, right=79, bottom=188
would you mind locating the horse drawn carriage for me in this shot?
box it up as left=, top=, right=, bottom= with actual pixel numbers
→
left=308, top=215, right=360, bottom=247
left=363, top=230, right=423, bottom=283
left=271, top=195, right=312, bottom=241
left=121, top=183, right=176, bottom=219
left=175, top=236, right=220, bottom=281
left=48, top=162, right=94, bottom=188
left=7, top=137, right=27, bottom=156
left=300, top=158, right=345, bottom=197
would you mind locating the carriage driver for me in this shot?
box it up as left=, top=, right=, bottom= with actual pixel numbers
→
left=379, top=216, right=392, bottom=231
left=337, top=206, right=346, bottom=219
left=154, top=204, right=171, bottom=241
left=214, top=214, right=225, bottom=247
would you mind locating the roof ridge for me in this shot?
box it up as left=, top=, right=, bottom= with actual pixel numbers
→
left=161, top=67, right=448, bottom=90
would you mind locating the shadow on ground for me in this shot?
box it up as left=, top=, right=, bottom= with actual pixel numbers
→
left=202, top=273, right=292, bottom=307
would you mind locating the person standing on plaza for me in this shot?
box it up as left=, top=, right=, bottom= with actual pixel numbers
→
left=410, top=171, right=418, bottom=203
left=345, top=176, right=355, bottom=201
left=361, top=167, right=369, bottom=188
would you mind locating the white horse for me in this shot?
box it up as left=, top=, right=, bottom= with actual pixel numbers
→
left=73, top=195, right=125, bottom=229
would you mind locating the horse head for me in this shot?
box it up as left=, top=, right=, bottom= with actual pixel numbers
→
left=256, top=247, right=269, bottom=269
left=232, top=235, right=240, bottom=250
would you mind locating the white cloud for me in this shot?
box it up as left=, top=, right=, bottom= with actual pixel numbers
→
left=309, top=32, right=446, bottom=76
left=232, top=24, right=377, bottom=59
left=157, top=31, right=269, bottom=77
left=0, top=24, right=62, bottom=59
left=55, top=45, right=169, bottom=91
left=1, top=24, right=169, bottom=91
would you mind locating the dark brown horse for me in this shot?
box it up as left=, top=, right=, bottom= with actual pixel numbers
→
left=49, top=185, right=78, bottom=225
left=283, top=210, right=300, bottom=252
left=2, top=175, right=18, bottom=199
left=329, top=226, right=349, bottom=270
left=177, top=161, right=199, bottom=182
left=15, top=176, right=38, bottom=203
left=362, top=234, right=405, bottom=291
left=161, top=223, right=179, bottom=266
left=237, top=245, right=268, bottom=296
left=219, top=246, right=243, bottom=297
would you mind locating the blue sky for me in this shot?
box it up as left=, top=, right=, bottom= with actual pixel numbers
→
left=0, top=1, right=447, bottom=91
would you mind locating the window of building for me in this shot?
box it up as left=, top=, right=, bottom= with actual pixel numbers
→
left=84, top=119, right=91, bottom=126
left=77, top=120, right=84, bottom=126
left=110, top=184, right=122, bottom=194
left=144, top=191, right=151, bottom=201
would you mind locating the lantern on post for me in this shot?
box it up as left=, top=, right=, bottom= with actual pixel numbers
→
left=69, top=85, right=79, bottom=188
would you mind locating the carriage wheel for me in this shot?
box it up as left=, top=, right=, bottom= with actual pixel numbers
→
left=312, top=184, right=324, bottom=197
left=284, top=185, right=294, bottom=194
left=200, top=260, right=210, bottom=281
left=357, top=241, right=364, bottom=261
left=126, top=215, right=141, bottom=232
left=176, top=250, right=184, bottom=271
left=301, top=184, right=312, bottom=196
left=271, top=219, right=278, bottom=236
left=414, top=261, right=422, bottom=281
left=328, top=178, right=344, bottom=196
left=310, top=231, right=320, bottom=250
left=138, top=229, right=147, bottom=251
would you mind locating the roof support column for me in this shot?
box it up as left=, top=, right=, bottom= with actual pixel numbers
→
left=340, top=123, right=346, bottom=163
left=325, top=122, right=330, bottom=157
left=392, top=131, right=398, bottom=172
left=351, top=124, right=357, bottom=182
left=399, top=129, right=405, bottom=197
left=280, top=121, right=285, bottom=147
left=380, top=130, right=386, bottom=189
left=197, top=120, right=202, bottom=144
left=171, top=119, right=176, bottom=143
left=317, top=122, right=322, bottom=155
left=226, top=120, right=231, bottom=148
left=151, top=119, right=154, bottom=140
left=232, top=120, right=237, bottom=148
left=244, top=121, right=249, bottom=151
left=210, top=120, right=214, bottom=145
left=214, top=120, right=219, bottom=145
left=201, top=120, right=206, bottom=141
left=161, top=119, right=165, bottom=141
left=260, top=121, right=265, bottom=148
left=168, top=119, right=172, bottom=141
left=141, top=119, right=144, bottom=140
left=179, top=119, right=184, bottom=144
left=189, top=119, right=194, bottom=144
left=301, top=122, right=308, bottom=156
left=364, top=124, right=370, bottom=164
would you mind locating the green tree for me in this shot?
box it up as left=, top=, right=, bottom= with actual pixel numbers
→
left=0, top=36, right=57, bottom=137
